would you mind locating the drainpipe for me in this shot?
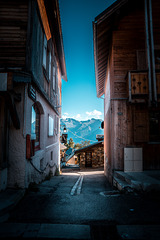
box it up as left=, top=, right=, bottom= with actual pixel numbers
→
left=144, top=0, right=152, bottom=106
left=148, top=0, right=157, bottom=103
left=23, top=85, right=27, bottom=138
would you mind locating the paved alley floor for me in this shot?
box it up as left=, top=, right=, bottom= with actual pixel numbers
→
left=3, top=169, right=160, bottom=239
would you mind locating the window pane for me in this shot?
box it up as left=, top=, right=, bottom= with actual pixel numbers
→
left=31, top=106, right=36, bottom=140
left=49, top=115, right=54, bottom=136
left=31, top=104, right=40, bottom=149
left=53, top=66, right=55, bottom=90
left=43, top=35, right=47, bottom=68
left=49, top=52, right=51, bottom=80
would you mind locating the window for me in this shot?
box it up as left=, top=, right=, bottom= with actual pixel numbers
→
left=43, top=34, right=47, bottom=69
left=43, top=34, right=52, bottom=80
left=53, top=66, right=56, bottom=91
left=31, top=104, right=40, bottom=150
left=49, top=52, right=51, bottom=80
left=48, top=115, right=54, bottom=136
left=54, top=115, right=59, bottom=135
left=149, top=111, right=160, bottom=142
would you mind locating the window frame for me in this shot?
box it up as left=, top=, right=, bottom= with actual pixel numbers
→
left=31, top=104, right=40, bottom=151
left=48, top=115, right=54, bottom=137
left=43, top=34, right=47, bottom=69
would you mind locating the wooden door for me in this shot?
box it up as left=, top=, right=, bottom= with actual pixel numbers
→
left=85, top=152, right=92, bottom=167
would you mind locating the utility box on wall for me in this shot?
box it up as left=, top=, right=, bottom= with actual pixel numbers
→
left=124, top=147, right=143, bottom=172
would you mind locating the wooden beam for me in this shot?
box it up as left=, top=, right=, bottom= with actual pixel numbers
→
left=37, top=0, right=51, bottom=40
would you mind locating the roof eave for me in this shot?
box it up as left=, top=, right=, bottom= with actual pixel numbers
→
left=93, top=0, right=129, bottom=98
left=93, top=21, right=105, bottom=98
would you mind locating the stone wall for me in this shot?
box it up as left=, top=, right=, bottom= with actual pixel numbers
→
left=78, top=145, right=104, bottom=169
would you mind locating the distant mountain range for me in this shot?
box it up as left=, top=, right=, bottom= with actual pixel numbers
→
left=60, top=118, right=104, bottom=144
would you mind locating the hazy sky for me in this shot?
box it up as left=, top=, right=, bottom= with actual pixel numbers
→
left=59, top=0, right=115, bottom=121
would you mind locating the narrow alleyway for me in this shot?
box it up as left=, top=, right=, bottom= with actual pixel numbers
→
left=8, top=169, right=113, bottom=224
left=2, top=168, right=160, bottom=239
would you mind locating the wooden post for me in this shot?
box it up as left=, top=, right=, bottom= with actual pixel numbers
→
left=144, top=0, right=152, bottom=105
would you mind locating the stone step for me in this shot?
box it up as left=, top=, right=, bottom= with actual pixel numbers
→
left=114, top=171, right=134, bottom=185
left=113, top=176, right=133, bottom=192
left=114, top=171, right=160, bottom=192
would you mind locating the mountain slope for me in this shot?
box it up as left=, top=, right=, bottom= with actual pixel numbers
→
left=60, top=118, right=104, bottom=144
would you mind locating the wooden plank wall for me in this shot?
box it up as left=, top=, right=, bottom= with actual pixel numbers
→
left=112, top=8, right=145, bottom=99
left=108, top=8, right=145, bottom=171
left=105, top=1, right=160, bottom=172
left=0, top=1, right=28, bottom=67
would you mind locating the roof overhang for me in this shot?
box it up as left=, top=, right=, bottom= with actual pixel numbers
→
left=38, top=0, right=67, bottom=82
left=93, top=0, right=128, bottom=98
left=75, top=141, right=104, bottom=153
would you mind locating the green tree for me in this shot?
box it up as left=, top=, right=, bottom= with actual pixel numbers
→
left=66, top=138, right=74, bottom=149
left=74, top=140, right=90, bottom=150
left=81, top=140, right=90, bottom=147
left=74, top=143, right=82, bottom=150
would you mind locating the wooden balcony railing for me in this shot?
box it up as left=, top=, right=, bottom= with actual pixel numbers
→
left=127, top=70, right=160, bottom=102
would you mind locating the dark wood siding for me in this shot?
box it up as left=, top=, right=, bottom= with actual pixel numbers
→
left=112, top=8, right=145, bottom=98
left=0, top=1, right=28, bottom=67
left=133, top=108, right=149, bottom=143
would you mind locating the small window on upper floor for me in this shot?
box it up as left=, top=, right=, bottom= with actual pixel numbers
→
left=43, top=34, right=52, bottom=81
left=43, top=34, right=47, bottom=69
left=53, top=66, right=56, bottom=91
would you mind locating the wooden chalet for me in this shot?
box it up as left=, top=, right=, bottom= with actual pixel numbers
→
left=75, top=141, right=104, bottom=168
left=0, top=0, right=67, bottom=190
left=93, top=0, right=160, bottom=182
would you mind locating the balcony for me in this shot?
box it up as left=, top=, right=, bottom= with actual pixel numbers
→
left=127, top=70, right=160, bottom=103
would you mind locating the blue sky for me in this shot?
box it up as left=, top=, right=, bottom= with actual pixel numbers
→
left=59, top=0, right=115, bottom=121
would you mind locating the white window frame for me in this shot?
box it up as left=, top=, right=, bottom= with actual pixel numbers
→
left=48, top=115, right=54, bottom=137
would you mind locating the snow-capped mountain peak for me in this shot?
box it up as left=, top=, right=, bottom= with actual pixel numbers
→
left=60, top=118, right=103, bottom=144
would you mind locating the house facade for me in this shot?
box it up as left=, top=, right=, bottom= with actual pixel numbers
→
left=75, top=141, right=104, bottom=169
left=0, top=0, right=67, bottom=190
left=93, top=0, right=160, bottom=182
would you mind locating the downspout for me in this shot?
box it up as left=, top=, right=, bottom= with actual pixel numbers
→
left=144, top=0, right=152, bottom=106
left=148, top=0, right=157, bottom=103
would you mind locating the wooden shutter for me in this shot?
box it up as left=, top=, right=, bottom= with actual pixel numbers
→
left=52, top=66, right=56, bottom=90
left=134, top=110, right=149, bottom=142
